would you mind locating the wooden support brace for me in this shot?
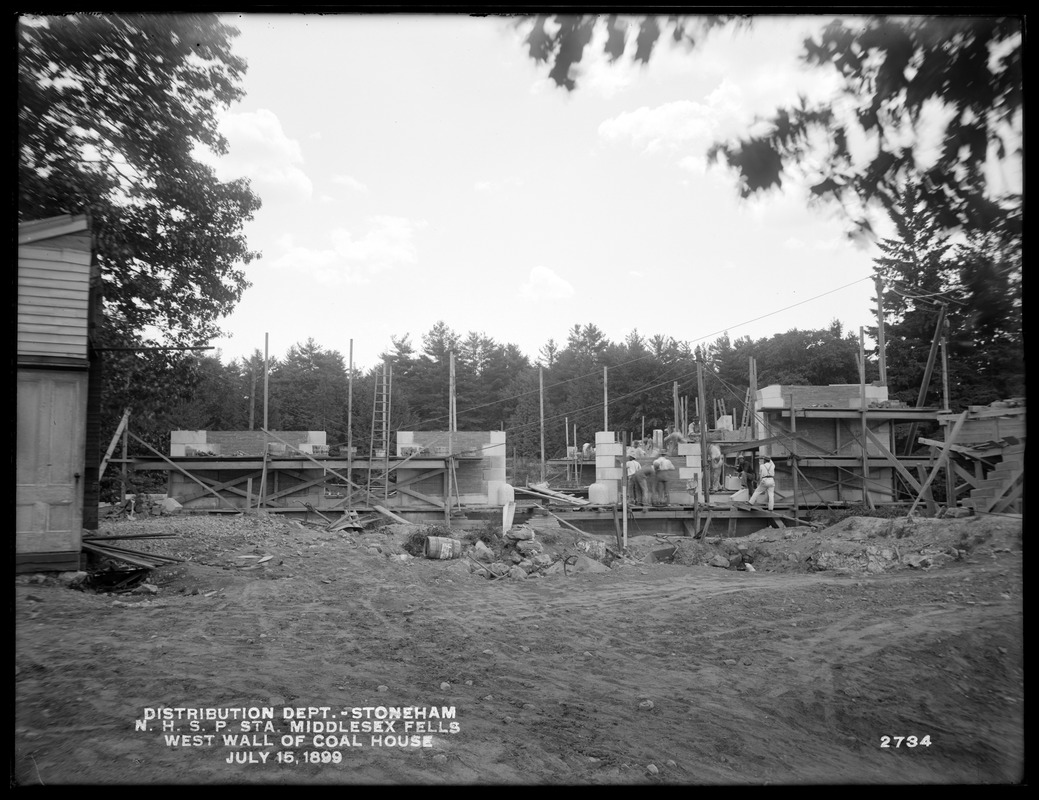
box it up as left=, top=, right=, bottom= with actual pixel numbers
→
left=373, top=505, right=410, bottom=524
left=908, top=412, right=967, bottom=516
left=99, top=408, right=131, bottom=480
left=178, top=470, right=264, bottom=505
left=128, top=432, right=239, bottom=510
left=863, top=426, right=924, bottom=495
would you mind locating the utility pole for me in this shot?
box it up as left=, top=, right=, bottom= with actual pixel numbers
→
left=603, top=366, right=608, bottom=432
left=858, top=327, right=874, bottom=509
left=875, top=276, right=888, bottom=386
left=539, top=366, right=546, bottom=484
left=263, top=333, right=269, bottom=431
left=696, top=356, right=709, bottom=500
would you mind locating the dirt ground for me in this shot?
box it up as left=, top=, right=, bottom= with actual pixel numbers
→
left=14, top=507, right=1025, bottom=785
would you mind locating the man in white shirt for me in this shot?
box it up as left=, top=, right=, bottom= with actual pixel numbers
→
left=626, top=455, right=648, bottom=506
left=748, top=455, right=776, bottom=511
left=652, top=454, right=677, bottom=505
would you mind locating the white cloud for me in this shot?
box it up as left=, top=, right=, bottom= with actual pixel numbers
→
left=195, top=108, right=313, bottom=203
left=267, top=216, right=425, bottom=285
left=332, top=174, right=369, bottom=192
left=599, top=100, right=719, bottom=155
left=520, top=266, right=575, bottom=300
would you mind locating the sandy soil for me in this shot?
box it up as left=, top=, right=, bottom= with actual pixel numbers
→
left=14, top=509, right=1025, bottom=785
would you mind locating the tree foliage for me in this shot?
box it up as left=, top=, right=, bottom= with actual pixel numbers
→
left=871, top=190, right=1023, bottom=411
left=518, top=14, right=1022, bottom=240
left=18, top=13, right=261, bottom=347
left=710, top=16, right=1023, bottom=238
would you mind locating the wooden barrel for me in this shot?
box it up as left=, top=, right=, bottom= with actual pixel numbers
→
left=424, top=536, right=462, bottom=559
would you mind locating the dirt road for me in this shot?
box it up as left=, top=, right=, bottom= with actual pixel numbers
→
left=14, top=512, right=1024, bottom=785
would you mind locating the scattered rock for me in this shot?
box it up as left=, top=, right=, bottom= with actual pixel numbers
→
left=505, top=528, right=535, bottom=541
left=516, top=539, right=542, bottom=555
left=161, top=497, right=183, bottom=515
left=377, top=685, right=388, bottom=692
left=439, top=682, right=451, bottom=690
left=508, top=566, right=527, bottom=580
left=56, top=571, right=88, bottom=587
left=638, top=699, right=654, bottom=710
left=708, top=555, right=730, bottom=568
left=646, top=763, right=659, bottom=775
left=568, top=555, right=610, bottom=575
left=473, top=541, right=494, bottom=562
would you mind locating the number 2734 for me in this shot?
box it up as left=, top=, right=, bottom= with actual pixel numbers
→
left=881, top=735, right=931, bottom=748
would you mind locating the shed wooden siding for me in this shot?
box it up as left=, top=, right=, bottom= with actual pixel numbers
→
left=18, top=243, right=92, bottom=362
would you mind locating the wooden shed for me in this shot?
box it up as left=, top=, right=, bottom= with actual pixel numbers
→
left=16, top=214, right=99, bottom=572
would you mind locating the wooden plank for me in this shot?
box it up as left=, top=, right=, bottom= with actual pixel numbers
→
left=908, top=412, right=967, bottom=517
left=261, top=427, right=375, bottom=499
left=81, top=542, right=167, bottom=569
left=515, top=485, right=588, bottom=506
left=175, top=470, right=264, bottom=505
left=297, top=501, right=333, bottom=524
left=731, top=502, right=809, bottom=526
left=532, top=504, right=590, bottom=536
left=397, top=487, right=446, bottom=509
left=863, top=426, right=924, bottom=494
left=98, top=408, right=131, bottom=480
left=128, top=432, right=239, bottom=510
left=944, top=407, right=1026, bottom=420
left=525, top=483, right=591, bottom=505
left=989, top=478, right=1023, bottom=515
left=372, top=505, right=410, bottom=524
left=334, top=467, right=446, bottom=510
left=952, top=462, right=980, bottom=489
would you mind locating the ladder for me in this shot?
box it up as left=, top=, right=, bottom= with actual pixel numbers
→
left=739, top=387, right=752, bottom=430
left=367, top=361, right=391, bottom=498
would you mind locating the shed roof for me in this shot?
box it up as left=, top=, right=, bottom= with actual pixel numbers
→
left=18, top=214, right=89, bottom=246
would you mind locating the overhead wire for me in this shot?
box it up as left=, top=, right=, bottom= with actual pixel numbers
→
left=408, top=274, right=877, bottom=432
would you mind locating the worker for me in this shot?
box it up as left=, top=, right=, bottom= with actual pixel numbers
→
left=748, top=455, right=776, bottom=511
left=708, top=442, right=724, bottom=491
left=663, top=428, right=687, bottom=456
left=734, top=455, right=750, bottom=490
left=652, top=453, right=677, bottom=506
left=626, top=455, right=647, bottom=506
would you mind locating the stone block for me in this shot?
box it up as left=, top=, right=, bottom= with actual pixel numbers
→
left=597, top=467, right=623, bottom=482
left=171, top=430, right=207, bottom=444
left=596, top=442, right=623, bottom=457
left=595, top=431, right=617, bottom=445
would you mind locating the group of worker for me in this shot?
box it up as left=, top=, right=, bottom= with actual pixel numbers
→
left=623, top=450, right=776, bottom=510
left=625, top=452, right=677, bottom=506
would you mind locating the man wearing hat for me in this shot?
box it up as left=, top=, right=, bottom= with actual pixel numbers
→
left=748, top=454, right=776, bottom=511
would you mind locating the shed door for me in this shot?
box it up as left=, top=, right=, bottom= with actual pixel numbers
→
left=16, top=370, right=87, bottom=561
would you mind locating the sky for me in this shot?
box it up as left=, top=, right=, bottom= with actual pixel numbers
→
left=202, top=13, right=900, bottom=372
